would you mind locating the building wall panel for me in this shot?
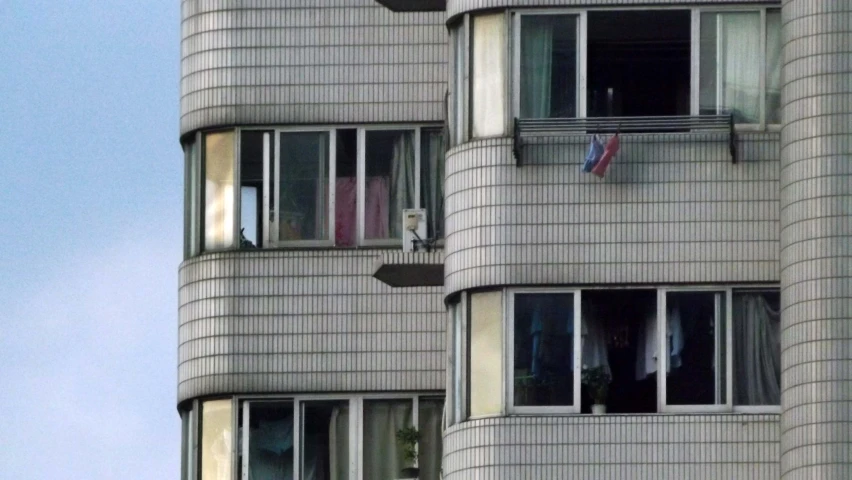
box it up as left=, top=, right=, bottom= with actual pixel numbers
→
left=443, top=415, right=780, bottom=480
left=779, top=1, right=852, bottom=478
left=180, top=0, right=447, bottom=136
left=177, top=250, right=445, bottom=402
left=443, top=134, right=780, bottom=295
left=447, top=0, right=779, bottom=18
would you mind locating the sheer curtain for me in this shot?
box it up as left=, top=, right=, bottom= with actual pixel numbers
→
left=733, top=292, right=781, bottom=405
left=714, top=13, right=761, bottom=123
left=363, top=400, right=413, bottom=480
left=389, top=132, right=415, bottom=238
left=520, top=17, right=553, bottom=118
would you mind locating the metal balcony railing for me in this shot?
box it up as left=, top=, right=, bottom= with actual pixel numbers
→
left=513, top=114, right=737, bottom=166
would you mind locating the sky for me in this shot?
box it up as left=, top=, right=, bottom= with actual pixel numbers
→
left=0, top=0, right=181, bottom=478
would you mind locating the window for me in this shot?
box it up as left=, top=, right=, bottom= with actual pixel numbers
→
left=363, top=129, right=416, bottom=242
left=660, top=290, right=728, bottom=411
left=184, top=137, right=201, bottom=258
left=732, top=290, right=780, bottom=406
left=203, top=131, right=236, bottom=251
left=509, top=290, right=581, bottom=413
left=471, top=13, right=507, bottom=137
left=448, top=294, right=467, bottom=425
left=450, top=21, right=467, bottom=145
left=504, top=287, right=780, bottom=415
left=518, top=14, right=579, bottom=119
left=200, top=399, right=233, bottom=480
left=699, top=9, right=782, bottom=126
left=188, top=126, right=443, bottom=255
left=511, top=7, right=782, bottom=126
left=223, top=395, right=442, bottom=480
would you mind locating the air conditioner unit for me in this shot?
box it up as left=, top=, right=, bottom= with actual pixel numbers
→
left=402, top=209, right=427, bottom=252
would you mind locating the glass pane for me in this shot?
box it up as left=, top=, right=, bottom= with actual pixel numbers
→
left=420, top=129, right=444, bottom=239
left=520, top=15, right=577, bottom=118
left=452, top=25, right=465, bottom=145
left=513, top=293, right=575, bottom=407
left=335, top=129, right=357, bottom=246
left=363, top=400, right=412, bottom=480
left=181, top=409, right=191, bottom=480
left=700, top=12, right=761, bottom=123
left=185, top=140, right=200, bottom=257
left=766, top=10, right=782, bottom=125
left=247, top=402, right=294, bottom=480
left=665, top=292, right=726, bottom=405
left=452, top=301, right=463, bottom=423
left=204, top=131, right=236, bottom=250
left=365, top=130, right=415, bottom=240
left=469, top=291, right=503, bottom=416
left=472, top=13, right=507, bottom=137
left=240, top=131, right=270, bottom=248
left=279, top=132, right=329, bottom=242
left=201, top=399, right=233, bottom=480
left=733, top=291, right=781, bottom=405
left=301, top=401, right=349, bottom=480
left=418, top=398, right=444, bottom=480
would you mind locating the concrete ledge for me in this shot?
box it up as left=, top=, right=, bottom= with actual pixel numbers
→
left=374, top=0, right=446, bottom=12
left=373, top=250, right=445, bottom=287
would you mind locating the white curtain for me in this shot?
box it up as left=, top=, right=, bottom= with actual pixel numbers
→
left=733, top=293, right=781, bottom=405
left=520, top=17, right=553, bottom=118
left=389, top=132, right=415, bottom=239
left=363, top=400, right=413, bottom=480
left=328, top=407, right=349, bottom=480
left=717, top=13, right=761, bottom=123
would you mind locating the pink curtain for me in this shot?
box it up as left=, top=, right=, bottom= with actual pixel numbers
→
left=365, top=176, right=389, bottom=239
left=335, top=178, right=357, bottom=246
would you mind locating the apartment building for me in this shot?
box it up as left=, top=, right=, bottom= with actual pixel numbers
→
left=178, top=1, right=851, bottom=479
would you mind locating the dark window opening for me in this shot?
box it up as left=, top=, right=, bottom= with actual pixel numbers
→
left=581, top=290, right=657, bottom=414
left=587, top=11, right=691, bottom=118
left=335, top=129, right=357, bottom=246
left=240, top=130, right=270, bottom=248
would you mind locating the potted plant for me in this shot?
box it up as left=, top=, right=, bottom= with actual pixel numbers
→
left=396, top=425, right=420, bottom=479
left=582, top=365, right=612, bottom=414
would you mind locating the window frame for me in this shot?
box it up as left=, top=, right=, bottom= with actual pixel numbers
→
left=499, top=285, right=780, bottom=416
left=730, top=287, right=782, bottom=414
left=692, top=6, right=782, bottom=131
left=511, top=9, right=587, bottom=120
left=506, top=287, right=583, bottom=415
left=657, top=286, right=733, bottom=414
left=508, top=5, right=781, bottom=130
left=357, top=125, right=423, bottom=247
left=262, top=126, right=337, bottom=248
left=192, top=124, right=443, bottom=255
left=233, top=393, right=443, bottom=480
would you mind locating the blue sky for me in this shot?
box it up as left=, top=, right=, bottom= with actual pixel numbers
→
left=1, top=1, right=181, bottom=477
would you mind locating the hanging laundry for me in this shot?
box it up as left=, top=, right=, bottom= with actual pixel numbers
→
left=582, top=134, right=604, bottom=172
left=591, top=133, right=620, bottom=178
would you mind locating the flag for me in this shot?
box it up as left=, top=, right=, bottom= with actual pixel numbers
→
left=582, top=135, right=604, bottom=172
left=591, top=133, right=620, bottom=178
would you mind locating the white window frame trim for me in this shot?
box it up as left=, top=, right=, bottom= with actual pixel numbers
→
left=506, top=287, right=582, bottom=415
